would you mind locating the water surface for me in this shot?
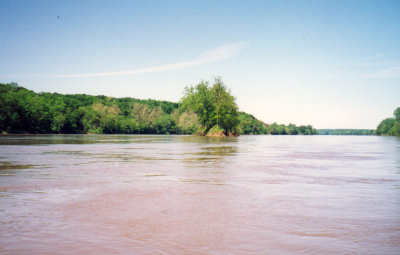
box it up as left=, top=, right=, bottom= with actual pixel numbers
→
left=0, top=135, right=399, bottom=254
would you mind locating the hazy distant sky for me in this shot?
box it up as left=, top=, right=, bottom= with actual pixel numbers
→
left=1, top=0, right=399, bottom=129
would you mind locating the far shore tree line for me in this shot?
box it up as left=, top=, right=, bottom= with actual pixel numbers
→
left=0, top=81, right=318, bottom=136
left=317, top=129, right=374, bottom=136
left=2, top=81, right=397, bottom=137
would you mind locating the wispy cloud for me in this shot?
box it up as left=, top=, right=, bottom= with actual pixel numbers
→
left=354, top=62, right=391, bottom=67
left=4, top=42, right=247, bottom=78
left=353, top=50, right=400, bottom=69
left=355, top=50, right=400, bottom=64
left=362, top=66, right=400, bottom=79
left=354, top=50, right=400, bottom=79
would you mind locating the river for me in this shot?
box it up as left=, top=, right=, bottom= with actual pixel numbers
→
left=0, top=135, right=399, bottom=254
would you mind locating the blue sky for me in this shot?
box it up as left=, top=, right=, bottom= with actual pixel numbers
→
left=1, top=0, right=399, bottom=129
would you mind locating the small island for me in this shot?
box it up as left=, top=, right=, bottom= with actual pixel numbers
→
left=180, top=78, right=241, bottom=137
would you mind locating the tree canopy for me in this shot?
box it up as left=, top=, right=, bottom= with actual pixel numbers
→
left=0, top=82, right=318, bottom=136
left=376, top=107, right=400, bottom=136
left=317, top=129, right=374, bottom=135
left=181, top=78, right=239, bottom=135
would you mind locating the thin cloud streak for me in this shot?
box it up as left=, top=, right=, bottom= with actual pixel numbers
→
left=362, top=66, right=400, bottom=78
left=354, top=62, right=392, bottom=67
left=352, top=50, right=400, bottom=68
left=356, top=50, right=400, bottom=63
left=9, top=42, right=247, bottom=78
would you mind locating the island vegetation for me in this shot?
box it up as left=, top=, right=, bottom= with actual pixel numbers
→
left=181, top=78, right=240, bottom=136
left=0, top=81, right=317, bottom=136
left=376, top=107, right=400, bottom=136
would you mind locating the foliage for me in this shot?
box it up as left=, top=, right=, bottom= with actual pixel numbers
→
left=182, top=78, right=239, bottom=133
left=181, top=78, right=239, bottom=134
left=237, top=112, right=268, bottom=135
left=0, top=82, right=182, bottom=134
left=205, top=125, right=227, bottom=137
left=376, top=107, right=400, bottom=136
left=318, top=129, right=375, bottom=135
left=0, top=82, right=317, bottom=136
left=266, top=123, right=317, bottom=135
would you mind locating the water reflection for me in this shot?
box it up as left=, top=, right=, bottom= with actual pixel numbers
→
left=182, top=144, right=238, bottom=166
left=197, top=146, right=237, bottom=156
left=177, top=135, right=239, bottom=144
left=0, top=161, right=38, bottom=170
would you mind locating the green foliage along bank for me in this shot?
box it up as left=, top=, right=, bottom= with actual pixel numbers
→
left=376, top=107, right=400, bottom=136
left=0, top=82, right=317, bottom=135
left=0, top=82, right=190, bottom=134
left=317, top=129, right=374, bottom=135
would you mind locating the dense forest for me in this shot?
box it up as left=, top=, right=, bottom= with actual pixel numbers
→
left=376, top=107, right=400, bottom=136
left=317, top=129, right=374, bottom=135
left=0, top=81, right=317, bottom=135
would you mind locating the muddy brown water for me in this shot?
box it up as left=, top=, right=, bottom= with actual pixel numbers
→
left=0, top=135, right=399, bottom=254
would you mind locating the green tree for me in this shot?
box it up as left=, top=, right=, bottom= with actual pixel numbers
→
left=0, top=82, right=317, bottom=136
left=211, top=79, right=239, bottom=133
left=288, top=124, right=299, bottom=135
left=51, top=113, right=66, bottom=133
left=388, top=122, right=400, bottom=136
left=394, top=107, right=400, bottom=121
left=182, top=81, right=215, bottom=130
left=376, top=118, right=395, bottom=135
left=181, top=79, right=239, bottom=134
left=376, top=107, right=400, bottom=136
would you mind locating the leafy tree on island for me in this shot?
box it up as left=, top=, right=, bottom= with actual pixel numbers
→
left=181, top=78, right=239, bottom=136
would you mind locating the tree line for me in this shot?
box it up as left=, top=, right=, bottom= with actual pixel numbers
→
left=0, top=81, right=317, bottom=135
left=317, top=129, right=374, bottom=135
left=376, top=107, right=400, bottom=136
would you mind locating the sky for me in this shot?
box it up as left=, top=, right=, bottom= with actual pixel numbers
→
left=0, top=0, right=399, bottom=129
